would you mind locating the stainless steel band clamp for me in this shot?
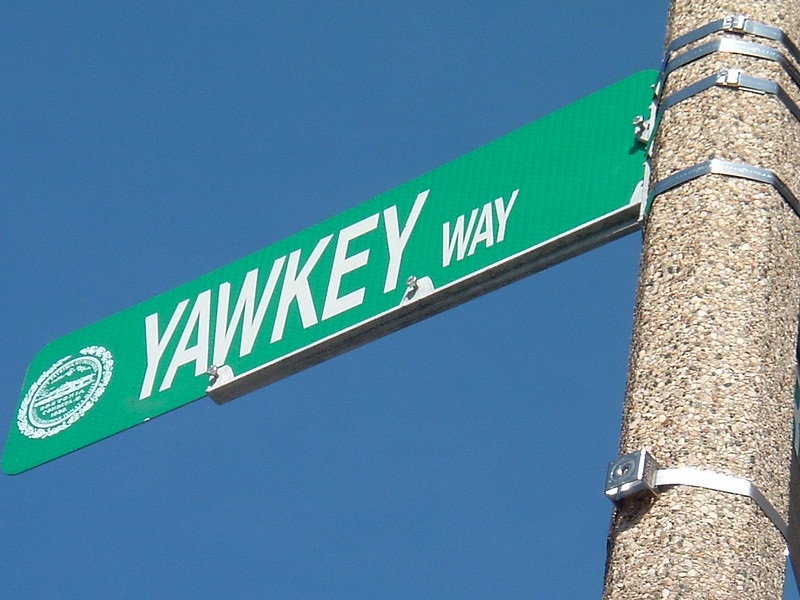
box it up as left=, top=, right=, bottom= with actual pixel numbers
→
left=641, top=15, right=800, bottom=145
left=605, top=450, right=789, bottom=544
left=659, top=68, right=800, bottom=123
left=646, top=158, right=800, bottom=218
left=664, top=15, right=800, bottom=66
left=658, top=16, right=800, bottom=96
left=662, top=37, right=800, bottom=93
left=634, top=16, right=800, bottom=218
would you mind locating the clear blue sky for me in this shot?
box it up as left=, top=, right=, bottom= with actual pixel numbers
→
left=3, top=2, right=798, bottom=598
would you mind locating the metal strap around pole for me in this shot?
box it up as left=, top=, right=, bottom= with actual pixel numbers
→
left=659, top=69, right=800, bottom=123
left=664, top=16, right=800, bottom=67
left=605, top=451, right=789, bottom=546
left=660, top=38, right=800, bottom=93
left=654, top=467, right=789, bottom=544
left=647, top=158, right=800, bottom=218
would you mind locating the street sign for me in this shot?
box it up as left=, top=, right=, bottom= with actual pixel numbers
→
left=3, top=70, right=657, bottom=474
left=787, top=346, right=800, bottom=592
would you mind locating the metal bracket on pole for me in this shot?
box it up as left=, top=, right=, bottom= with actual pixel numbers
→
left=657, top=37, right=800, bottom=97
left=605, top=450, right=789, bottom=544
left=633, top=98, right=658, bottom=146
left=646, top=158, right=800, bottom=219
left=658, top=68, right=800, bottom=124
left=663, top=15, right=800, bottom=69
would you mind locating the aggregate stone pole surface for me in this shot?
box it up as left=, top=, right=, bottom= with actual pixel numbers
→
left=603, top=1, right=800, bottom=599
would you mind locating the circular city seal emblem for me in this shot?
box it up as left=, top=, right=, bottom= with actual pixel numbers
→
left=17, top=346, right=114, bottom=439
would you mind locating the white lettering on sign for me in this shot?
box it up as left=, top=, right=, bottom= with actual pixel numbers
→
left=161, top=290, right=212, bottom=392
left=140, top=299, right=190, bottom=400
left=213, top=257, right=286, bottom=366
left=322, top=214, right=380, bottom=321
left=383, top=190, right=428, bottom=293
left=442, top=189, right=518, bottom=267
left=271, top=235, right=334, bottom=343
left=138, top=191, right=430, bottom=399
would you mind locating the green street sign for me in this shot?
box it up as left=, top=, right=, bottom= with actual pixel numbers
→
left=3, top=70, right=657, bottom=474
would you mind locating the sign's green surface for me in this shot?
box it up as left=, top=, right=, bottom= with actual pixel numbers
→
left=3, top=70, right=657, bottom=474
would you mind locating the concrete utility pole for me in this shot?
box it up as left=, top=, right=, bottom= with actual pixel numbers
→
left=603, top=1, right=800, bottom=598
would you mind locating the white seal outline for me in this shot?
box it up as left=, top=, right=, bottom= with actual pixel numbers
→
left=17, top=345, right=114, bottom=439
